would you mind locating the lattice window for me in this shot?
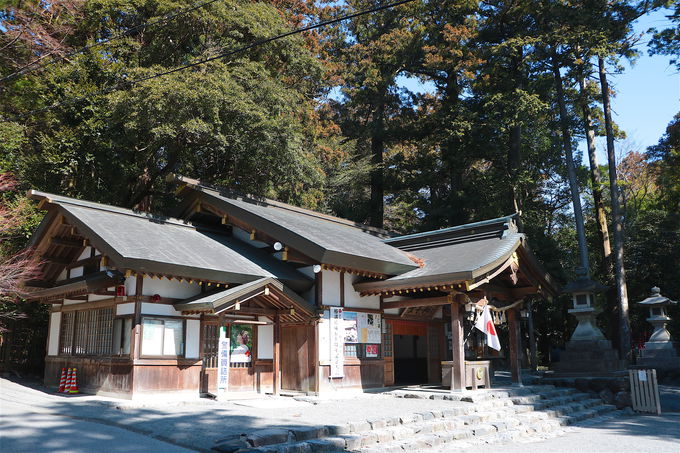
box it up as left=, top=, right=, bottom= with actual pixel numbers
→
left=59, top=312, right=75, bottom=355
left=344, top=343, right=358, bottom=357
left=63, top=307, right=114, bottom=356
left=202, top=324, right=219, bottom=368
left=382, top=321, right=393, bottom=358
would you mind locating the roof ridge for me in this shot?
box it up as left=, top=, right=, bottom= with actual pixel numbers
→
left=27, top=190, right=197, bottom=231
left=385, top=214, right=518, bottom=244
left=171, top=174, right=396, bottom=237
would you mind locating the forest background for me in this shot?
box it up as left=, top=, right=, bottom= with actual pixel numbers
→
left=0, top=0, right=678, bottom=374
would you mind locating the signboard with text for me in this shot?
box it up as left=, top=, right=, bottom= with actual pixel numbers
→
left=217, top=336, right=230, bottom=392
left=330, top=307, right=345, bottom=378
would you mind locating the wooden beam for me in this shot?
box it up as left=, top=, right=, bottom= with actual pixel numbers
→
left=382, top=296, right=451, bottom=310
left=50, top=237, right=87, bottom=248
left=476, top=283, right=539, bottom=299
left=42, top=255, right=72, bottom=265
left=66, top=255, right=102, bottom=270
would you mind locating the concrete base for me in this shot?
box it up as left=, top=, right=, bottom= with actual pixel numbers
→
left=637, top=357, right=680, bottom=369
left=552, top=339, right=625, bottom=376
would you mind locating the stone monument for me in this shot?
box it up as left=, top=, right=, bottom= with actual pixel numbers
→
left=553, top=269, right=625, bottom=375
left=637, top=286, right=680, bottom=369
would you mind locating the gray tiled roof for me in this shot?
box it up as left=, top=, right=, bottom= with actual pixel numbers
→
left=29, top=191, right=312, bottom=290
left=387, top=232, right=523, bottom=282
left=191, top=187, right=417, bottom=275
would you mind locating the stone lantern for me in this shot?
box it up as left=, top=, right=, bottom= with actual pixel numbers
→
left=637, top=287, right=680, bottom=368
left=562, top=269, right=608, bottom=344
left=554, top=268, right=624, bottom=374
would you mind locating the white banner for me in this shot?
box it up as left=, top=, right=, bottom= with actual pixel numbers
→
left=330, top=307, right=344, bottom=378
left=217, top=334, right=230, bottom=392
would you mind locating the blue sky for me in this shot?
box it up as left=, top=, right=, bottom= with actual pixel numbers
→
left=595, top=9, right=678, bottom=155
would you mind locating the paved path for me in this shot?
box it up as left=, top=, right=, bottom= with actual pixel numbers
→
left=3, top=376, right=680, bottom=453
left=1, top=397, right=195, bottom=453
left=0, top=377, right=470, bottom=452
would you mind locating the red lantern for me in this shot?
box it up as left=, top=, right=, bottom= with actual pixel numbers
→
left=116, top=285, right=126, bottom=297
left=151, top=294, right=161, bottom=303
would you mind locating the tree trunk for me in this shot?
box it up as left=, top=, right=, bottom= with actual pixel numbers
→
left=369, top=99, right=385, bottom=229
left=508, top=53, right=523, bottom=218
left=598, top=56, right=631, bottom=361
left=579, top=77, right=612, bottom=274
left=551, top=49, right=590, bottom=274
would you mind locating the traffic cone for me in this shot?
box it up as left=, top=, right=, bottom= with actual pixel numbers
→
left=68, top=368, right=79, bottom=394
left=57, top=368, right=67, bottom=393
left=64, top=368, right=73, bottom=393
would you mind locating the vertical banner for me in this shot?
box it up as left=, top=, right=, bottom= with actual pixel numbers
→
left=217, top=327, right=230, bottom=393
left=330, top=307, right=345, bottom=378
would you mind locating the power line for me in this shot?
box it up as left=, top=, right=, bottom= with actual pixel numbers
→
left=0, top=0, right=224, bottom=84
left=2, top=0, right=418, bottom=123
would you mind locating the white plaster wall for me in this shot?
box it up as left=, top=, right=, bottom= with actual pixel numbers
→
left=70, top=266, right=83, bottom=278
left=77, top=246, right=91, bottom=261
left=57, top=269, right=67, bottom=281
left=141, top=303, right=184, bottom=317
left=383, top=308, right=400, bottom=315
left=258, top=319, right=273, bottom=360
left=142, top=277, right=202, bottom=299
left=124, top=276, right=137, bottom=296
left=318, top=310, right=330, bottom=362
left=117, top=303, right=135, bottom=316
left=88, top=294, right=111, bottom=302
left=185, top=319, right=201, bottom=359
left=321, top=270, right=340, bottom=306
left=344, top=273, right=380, bottom=309
left=47, top=312, right=61, bottom=356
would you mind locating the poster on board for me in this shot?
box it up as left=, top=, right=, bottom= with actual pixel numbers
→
left=342, top=311, right=358, bottom=343
left=365, top=344, right=379, bottom=358
left=330, top=307, right=345, bottom=378
left=230, top=324, right=253, bottom=363
left=357, top=313, right=382, bottom=343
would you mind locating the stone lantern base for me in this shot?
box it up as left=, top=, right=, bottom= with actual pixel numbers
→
left=638, top=341, right=680, bottom=369
left=553, top=339, right=626, bottom=376
left=553, top=308, right=625, bottom=376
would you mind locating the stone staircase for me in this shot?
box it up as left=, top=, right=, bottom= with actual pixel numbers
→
left=212, top=385, right=617, bottom=453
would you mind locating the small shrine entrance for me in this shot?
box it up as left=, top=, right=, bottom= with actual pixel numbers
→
left=390, top=320, right=443, bottom=385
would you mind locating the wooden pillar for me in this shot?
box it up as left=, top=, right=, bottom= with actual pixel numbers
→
left=508, top=306, right=523, bottom=386
left=312, top=320, right=320, bottom=395
left=527, top=301, right=537, bottom=370
left=273, top=314, right=281, bottom=395
left=131, top=274, right=143, bottom=360
left=450, top=302, right=465, bottom=392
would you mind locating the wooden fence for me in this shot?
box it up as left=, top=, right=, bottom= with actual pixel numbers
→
left=629, top=369, right=661, bottom=415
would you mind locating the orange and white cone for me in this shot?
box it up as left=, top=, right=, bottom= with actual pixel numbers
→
left=68, top=368, right=79, bottom=394
left=63, top=368, right=73, bottom=393
left=57, top=368, right=67, bottom=393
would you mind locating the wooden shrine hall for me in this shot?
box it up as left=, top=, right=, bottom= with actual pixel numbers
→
left=23, top=176, right=558, bottom=399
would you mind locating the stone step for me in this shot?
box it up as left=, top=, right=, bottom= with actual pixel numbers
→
left=351, top=403, right=617, bottom=453
left=221, top=386, right=617, bottom=453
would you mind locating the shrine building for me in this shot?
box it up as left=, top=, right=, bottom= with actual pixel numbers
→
left=24, top=175, right=558, bottom=399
